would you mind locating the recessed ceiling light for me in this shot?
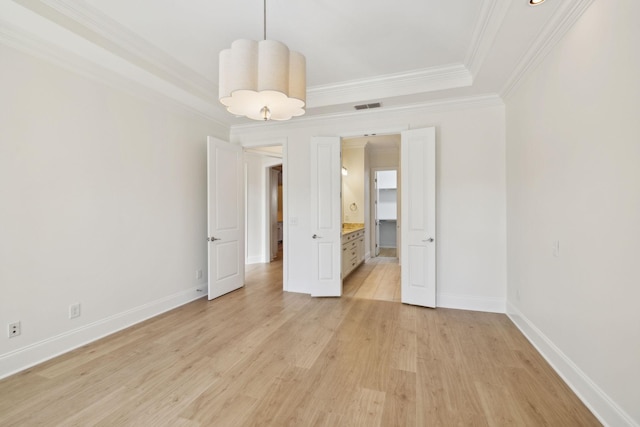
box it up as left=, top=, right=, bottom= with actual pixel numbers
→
left=529, top=0, right=545, bottom=5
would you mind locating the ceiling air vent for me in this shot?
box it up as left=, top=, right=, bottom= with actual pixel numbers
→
left=354, top=102, right=382, bottom=111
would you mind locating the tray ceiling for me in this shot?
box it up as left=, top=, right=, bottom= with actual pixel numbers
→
left=1, top=0, right=591, bottom=126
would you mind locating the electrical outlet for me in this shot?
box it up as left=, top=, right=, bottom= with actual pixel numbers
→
left=69, top=303, right=81, bottom=319
left=196, top=269, right=203, bottom=280
left=552, top=240, right=560, bottom=257
left=8, top=321, right=20, bottom=338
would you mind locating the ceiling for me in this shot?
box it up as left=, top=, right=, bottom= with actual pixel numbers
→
left=2, top=0, right=582, bottom=127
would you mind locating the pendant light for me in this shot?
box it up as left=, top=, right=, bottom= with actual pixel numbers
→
left=218, top=0, right=306, bottom=121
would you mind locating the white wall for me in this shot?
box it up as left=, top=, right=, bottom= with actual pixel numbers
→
left=505, top=0, right=640, bottom=425
left=369, top=147, right=400, bottom=170
left=232, top=101, right=507, bottom=312
left=244, top=153, right=264, bottom=264
left=0, top=44, right=226, bottom=378
left=342, top=146, right=365, bottom=224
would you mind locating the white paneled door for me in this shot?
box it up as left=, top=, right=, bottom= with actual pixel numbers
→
left=401, top=128, right=436, bottom=307
left=310, top=136, right=342, bottom=297
left=207, top=137, right=244, bottom=300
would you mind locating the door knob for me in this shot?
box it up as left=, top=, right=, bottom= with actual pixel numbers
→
left=422, top=237, right=434, bottom=243
left=312, top=234, right=323, bottom=239
left=208, top=236, right=221, bottom=241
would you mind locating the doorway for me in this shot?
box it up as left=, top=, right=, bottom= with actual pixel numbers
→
left=268, top=165, right=283, bottom=262
left=373, top=169, right=398, bottom=259
left=341, top=135, right=401, bottom=303
left=243, top=144, right=286, bottom=292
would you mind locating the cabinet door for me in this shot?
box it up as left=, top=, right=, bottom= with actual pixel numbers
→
left=357, top=237, right=365, bottom=263
left=341, top=244, right=349, bottom=278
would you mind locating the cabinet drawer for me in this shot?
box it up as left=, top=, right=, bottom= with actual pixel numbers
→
left=342, top=229, right=364, bottom=244
left=342, top=228, right=365, bottom=278
left=341, top=245, right=355, bottom=259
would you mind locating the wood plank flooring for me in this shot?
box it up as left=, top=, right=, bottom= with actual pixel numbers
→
left=344, top=257, right=401, bottom=302
left=377, top=248, right=397, bottom=257
left=0, top=257, right=600, bottom=426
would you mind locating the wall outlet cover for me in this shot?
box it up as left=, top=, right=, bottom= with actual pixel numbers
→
left=69, top=303, right=81, bottom=319
left=8, top=321, right=21, bottom=338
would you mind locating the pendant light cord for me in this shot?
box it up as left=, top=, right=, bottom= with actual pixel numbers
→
left=263, top=0, right=267, bottom=40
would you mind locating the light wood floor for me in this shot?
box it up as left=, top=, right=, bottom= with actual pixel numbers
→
left=344, top=256, right=401, bottom=302
left=378, top=248, right=397, bottom=257
left=0, top=258, right=600, bottom=426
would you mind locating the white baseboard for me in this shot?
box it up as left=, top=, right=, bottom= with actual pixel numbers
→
left=437, top=292, right=505, bottom=313
left=0, top=285, right=207, bottom=380
left=507, top=302, right=638, bottom=427
left=246, top=255, right=266, bottom=265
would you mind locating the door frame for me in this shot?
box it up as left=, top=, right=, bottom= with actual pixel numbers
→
left=370, top=167, right=399, bottom=259
left=340, top=127, right=406, bottom=262
left=241, top=138, right=289, bottom=291
left=266, top=164, right=282, bottom=262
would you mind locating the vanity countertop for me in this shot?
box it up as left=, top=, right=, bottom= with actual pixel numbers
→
left=342, top=225, right=364, bottom=236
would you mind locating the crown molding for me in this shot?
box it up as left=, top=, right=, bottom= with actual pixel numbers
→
left=11, top=0, right=479, bottom=117
left=306, top=0, right=512, bottom=108
left=8, top=0, right=519, bottom=121
left=0, top=17, right=229, bottom=132
left=306, top=64, right=472, bottom=109
left=464, top=0, right=511, bottom=78
left=16, top=0, right=216, bottom=101
left=500, top=0, right=596, bottom=99
left=231, top=94, right=504, bottom=134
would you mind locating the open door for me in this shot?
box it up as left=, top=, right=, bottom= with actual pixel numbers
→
left=401, top=128, right=436, bottom=307
left=207, top=136, right=245, bottom=300
left=310, top=136, right=342, bottom=297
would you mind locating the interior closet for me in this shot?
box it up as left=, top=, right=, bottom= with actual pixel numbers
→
left=375, top=170, right=398, bottom=257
